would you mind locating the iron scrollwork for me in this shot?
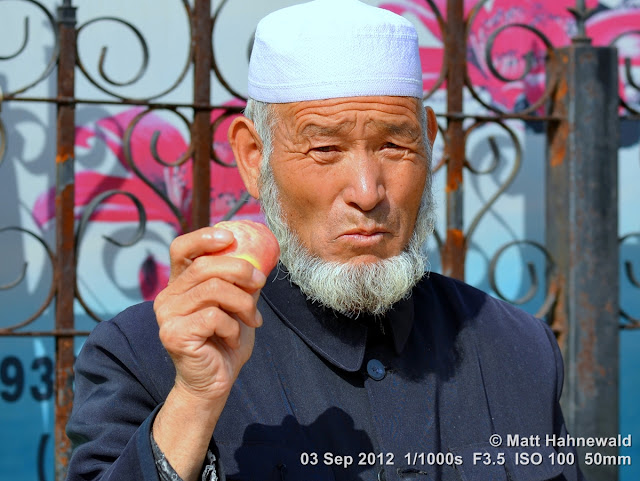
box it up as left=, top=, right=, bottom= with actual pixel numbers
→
left=420, top=0, right=447, bottom=102
left=0, top=0, right=59, bottom=97
left=465, top=0, right=558, bottom=116
left=610, top=30, right=640, bottom=116
left=75, top=0, right=192, bottom=101
left=0, top=226, right=56, bottom=332
left=489, top=239, right=557, bottom=319
left=211, top=0, right=247, bottom=101
left=122, top=107, right=194, bottom=233
left=77, top=17, right=150, bottom=89
left=620, top=232, right=640, bottom=328
left=463, top=119, right=523, bottom=243
left=74, top=190, right=147, bottom=323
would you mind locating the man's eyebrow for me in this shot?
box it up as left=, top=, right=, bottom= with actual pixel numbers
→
left=298, top=120, right=422, bottom=141
left=372, top=120, right=422, bottom=141
left=299, top=123, right=351, bottom=138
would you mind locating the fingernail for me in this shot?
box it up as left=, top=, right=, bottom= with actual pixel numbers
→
left=252, top=268, right=267, bottom=285
left=213, top=229, right=232, bottom=241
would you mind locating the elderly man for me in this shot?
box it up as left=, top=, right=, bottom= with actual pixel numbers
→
left=66, top=1, right=584, bottom=480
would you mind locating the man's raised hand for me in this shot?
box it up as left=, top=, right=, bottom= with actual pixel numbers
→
left=151, top=225, right=277, bottom=481
left=154, top=226, right=267, bottom=402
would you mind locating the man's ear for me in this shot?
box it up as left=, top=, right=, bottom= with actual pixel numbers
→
left=425, top=105, right=438, bottom=147
left=228, top=116, right=263, bottom=199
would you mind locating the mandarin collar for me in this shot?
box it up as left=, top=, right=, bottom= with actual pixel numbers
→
left=260, top=267, right=415, bottom=372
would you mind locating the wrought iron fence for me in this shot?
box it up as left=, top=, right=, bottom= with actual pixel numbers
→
left=0, top=0, right=638, bottom=479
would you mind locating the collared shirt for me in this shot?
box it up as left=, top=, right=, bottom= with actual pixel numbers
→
left=66, top=270, right=584, bottom=481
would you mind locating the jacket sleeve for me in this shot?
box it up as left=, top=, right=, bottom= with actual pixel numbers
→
left=66, top=317, right=163, bottom=481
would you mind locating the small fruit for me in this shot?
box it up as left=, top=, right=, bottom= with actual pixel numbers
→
left=213, top=220, right=280, bottom=275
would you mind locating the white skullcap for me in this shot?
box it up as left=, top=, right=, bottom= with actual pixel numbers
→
left=248, top=0, right=422, bottom=103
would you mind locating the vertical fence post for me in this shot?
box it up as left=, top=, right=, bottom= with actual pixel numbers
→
left=191, top=0, right=213, bottom=230
left=440, top=0, right=466, bottom=281
left=546, top=44, right=620, bottom=480
left=54, top=1, right=77, bottom=479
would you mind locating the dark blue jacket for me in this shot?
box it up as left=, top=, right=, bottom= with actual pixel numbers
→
left=66, top=272, right=584, bottom=481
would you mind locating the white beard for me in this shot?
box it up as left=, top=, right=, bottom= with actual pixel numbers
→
left=258, top=160, right=435, bottom=317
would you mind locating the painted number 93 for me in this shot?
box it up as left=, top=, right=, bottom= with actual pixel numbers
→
left=1, top=356, right=53, bottom=403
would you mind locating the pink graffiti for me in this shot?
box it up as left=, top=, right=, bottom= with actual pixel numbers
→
left=34, top=101, right=262, bottom=232
left=33, top=100, right=264, bottom=300
left=381, top=0, right=640, bottom=112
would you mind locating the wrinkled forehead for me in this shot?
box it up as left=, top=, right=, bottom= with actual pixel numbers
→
left=272, top=96, right=425, bottom=138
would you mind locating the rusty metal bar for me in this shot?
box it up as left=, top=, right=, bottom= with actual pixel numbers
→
left=3, top=95, right=225, bottom=110
left=546, top=45, right=620, bottom=481
left=441, top=0, right=466, bottom=280
left=190, top=0, right=213, bottom=230
left=54, top=1, right=77, bottom=479
left=4, top=94, right=569, bottom=122
left=4, top=94, right=568, bottom=120
left=0, top=330, right=92, bottom=337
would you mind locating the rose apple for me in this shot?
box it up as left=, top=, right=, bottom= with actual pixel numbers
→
left=213, top=220, right=280, bottom=275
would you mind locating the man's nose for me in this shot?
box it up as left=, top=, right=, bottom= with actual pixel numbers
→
left=342, top=155, right=386, bottom=212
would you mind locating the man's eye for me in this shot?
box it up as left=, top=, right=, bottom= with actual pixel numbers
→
left=312, top=146, right=338, bottom=153
left=382, top=142, right=401, bottom=149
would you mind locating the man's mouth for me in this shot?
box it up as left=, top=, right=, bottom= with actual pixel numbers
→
left=342, top=228, right=386, bottom=236
left=339, top=228, right=389, bottom=246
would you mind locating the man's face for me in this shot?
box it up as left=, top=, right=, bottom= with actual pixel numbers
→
left=267, top=96, right=429, bottom=265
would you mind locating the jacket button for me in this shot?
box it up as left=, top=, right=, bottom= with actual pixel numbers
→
left=367, top=359, right=386, bottom=381
left=377, top=468, right=386, bottom=481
